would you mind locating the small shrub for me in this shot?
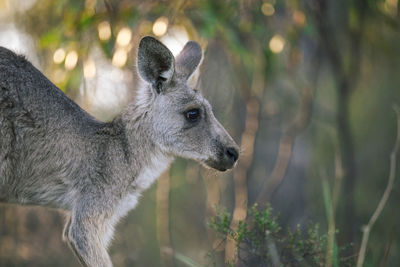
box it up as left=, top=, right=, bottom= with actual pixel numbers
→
left=207, top=204, right=352, bottom=266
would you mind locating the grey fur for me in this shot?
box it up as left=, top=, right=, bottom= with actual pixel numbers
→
left=0, top=36, right=239, bottom=267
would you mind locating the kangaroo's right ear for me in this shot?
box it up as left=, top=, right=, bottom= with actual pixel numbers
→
left=138, top=36, right=175, bottom=94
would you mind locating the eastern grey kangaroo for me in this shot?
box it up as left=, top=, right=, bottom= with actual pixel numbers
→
left=0, top=36, right=239, bottom=266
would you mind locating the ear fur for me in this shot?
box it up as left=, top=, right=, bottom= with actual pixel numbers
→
left=137, top=36, right=174, bottom=93
left=175, top=41, right=202, bottom=80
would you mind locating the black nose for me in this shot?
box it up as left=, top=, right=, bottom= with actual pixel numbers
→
left=226, top=147, right=239, bottom=163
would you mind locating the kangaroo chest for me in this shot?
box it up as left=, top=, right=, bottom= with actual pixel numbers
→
left=133, top=152, right=172, bottom=191
left=115, top=152, right=172, bottom=218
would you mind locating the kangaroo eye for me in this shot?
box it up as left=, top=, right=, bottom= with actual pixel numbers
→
left=185, top=109, right=200, bottom=122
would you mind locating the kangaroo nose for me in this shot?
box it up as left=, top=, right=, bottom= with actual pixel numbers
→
left=226, top=146, right=239, bottom=163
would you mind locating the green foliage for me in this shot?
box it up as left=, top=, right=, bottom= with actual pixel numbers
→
left=208, top=204, right=352, bottom=266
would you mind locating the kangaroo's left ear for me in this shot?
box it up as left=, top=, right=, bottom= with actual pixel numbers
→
left=138, top=36, right=175, bottom=93
left=175, top=41, right=202, bottom=80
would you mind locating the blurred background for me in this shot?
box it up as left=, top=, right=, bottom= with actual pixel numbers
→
left=0, top=0, right=400, bottom=266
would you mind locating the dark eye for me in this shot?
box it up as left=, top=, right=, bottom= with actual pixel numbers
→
left=185, top=108, right=201, bottom=122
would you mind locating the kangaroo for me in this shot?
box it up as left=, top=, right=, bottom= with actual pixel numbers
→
left=0, top=36, right=239, bottom=266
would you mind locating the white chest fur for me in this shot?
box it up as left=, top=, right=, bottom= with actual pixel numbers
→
left=115, top=193, right=139, bottom=220
left=134, top=151, right=172, bottom=191
left=115, top=152, right=172, bottom=219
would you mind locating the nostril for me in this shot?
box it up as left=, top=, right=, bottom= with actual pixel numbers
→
left=226, top=147, right=239, bottom=163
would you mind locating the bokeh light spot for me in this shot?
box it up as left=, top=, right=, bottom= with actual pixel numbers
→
left=152, top=17, right=168, bottom=36
left=112, top=48, right=127, bottom=67
left=261, top=3, right=275, bottom=16
left=53, top=48, right=65, bottom=64
left=65, top=50, right=78, bottom=70
left=269, top=34, right=285, bottom=54
left=116, top=27, right=132, bottom=47
left=98, top=21, right=111, bottom=41
left=293, top=10, right=306, bottom=27
left=0, top=0, right=9, bottom=11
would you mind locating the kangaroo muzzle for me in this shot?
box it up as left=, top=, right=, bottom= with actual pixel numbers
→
left=205, top=139, right=240, bottom=172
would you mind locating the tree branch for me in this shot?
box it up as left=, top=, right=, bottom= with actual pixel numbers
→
left=356, top=105, right=400, bottom=267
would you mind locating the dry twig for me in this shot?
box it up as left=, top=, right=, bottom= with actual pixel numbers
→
left=356, top=105, right=400, bottom=267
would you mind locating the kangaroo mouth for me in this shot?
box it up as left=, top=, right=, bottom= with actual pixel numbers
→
left=203, top=158, right=233, bottom=172
left=202, top=145, right=239, bottom=172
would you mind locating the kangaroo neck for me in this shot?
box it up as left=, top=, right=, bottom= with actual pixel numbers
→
left=121, top=101, right=154, bottom=148
left=118, top=100, right=173, bottom=190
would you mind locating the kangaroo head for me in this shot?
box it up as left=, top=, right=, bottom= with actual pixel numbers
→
left=136, top=36, right=239, bottom=171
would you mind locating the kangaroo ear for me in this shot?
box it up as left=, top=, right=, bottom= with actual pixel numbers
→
left=175, top=41, right=202, bottom=80
left=138, top=36, right=175, bottom=93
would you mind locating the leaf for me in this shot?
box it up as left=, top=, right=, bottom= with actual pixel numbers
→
left=39, top=28, right=62, bottom=48
left=77, top=12, right=95, bottom=30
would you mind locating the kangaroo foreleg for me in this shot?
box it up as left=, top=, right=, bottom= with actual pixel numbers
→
left=64, top=210, right=113, bottom=267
